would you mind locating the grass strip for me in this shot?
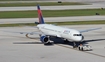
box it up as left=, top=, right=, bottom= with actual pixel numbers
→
left=0, top=2, right=86, bottom=7
left=0, top=9, right=105, bottom=18
left=0, top=20, right=105, bottom=27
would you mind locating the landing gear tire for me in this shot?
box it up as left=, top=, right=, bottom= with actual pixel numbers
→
left=73, top=42, right=77, bottom=48
left=73, top=46, right=77, bottom=48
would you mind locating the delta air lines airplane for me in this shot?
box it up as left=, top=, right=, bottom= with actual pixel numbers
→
left=5, top=5, right=101, bottom=48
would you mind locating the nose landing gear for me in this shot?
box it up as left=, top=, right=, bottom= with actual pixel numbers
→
left=73, top=42, right=78, bottom=48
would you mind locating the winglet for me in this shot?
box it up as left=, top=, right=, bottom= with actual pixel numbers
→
left=37, top=4, right=45, bottom=24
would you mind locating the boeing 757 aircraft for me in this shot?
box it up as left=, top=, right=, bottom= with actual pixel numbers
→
left=5, top=5, right=101, bottom=49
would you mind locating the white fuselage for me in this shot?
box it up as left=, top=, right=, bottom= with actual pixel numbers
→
left=37, top=24, right=83, bottom=42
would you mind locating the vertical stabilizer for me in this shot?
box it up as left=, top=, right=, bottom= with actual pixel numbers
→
left=37, top=4, right=45, bottom=24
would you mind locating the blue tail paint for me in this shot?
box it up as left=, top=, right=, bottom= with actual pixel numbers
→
left=37, top=4, right=45, bottom=24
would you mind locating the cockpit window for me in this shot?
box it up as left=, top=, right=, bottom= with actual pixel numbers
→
left=73, top=34, right=82, bottom=36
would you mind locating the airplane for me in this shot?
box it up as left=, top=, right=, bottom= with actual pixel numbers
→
left=4, top=4, right=101, bottom=49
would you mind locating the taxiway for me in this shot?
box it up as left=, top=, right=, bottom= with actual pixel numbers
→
left=0, top=4, right=105, bottom=11
left=0, top=24, right=105, bottom=62
left=0, top=1, right=105, bottom=11
left=0, top=15, right=105, bottom=24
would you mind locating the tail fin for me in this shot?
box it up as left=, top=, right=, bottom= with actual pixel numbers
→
left=37, top=4, right=45, bottom=24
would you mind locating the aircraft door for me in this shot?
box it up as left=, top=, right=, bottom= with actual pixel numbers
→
left=61, top=30, right=71, bottom=39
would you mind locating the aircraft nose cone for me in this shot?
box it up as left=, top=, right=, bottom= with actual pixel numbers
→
left=75, top=36, right=83, bottom=41
left=82, top=36, right=84, bottom=40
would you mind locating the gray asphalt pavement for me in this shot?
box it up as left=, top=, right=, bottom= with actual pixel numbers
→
left=0, top=15, right=105, bottom=24
left=0, top=24, right=105, bottom=62
left=0, top=0, right=105, bottom=11
left=0, top=0, right=104, bottom=3
left=0, top=4, right=105, bottom=11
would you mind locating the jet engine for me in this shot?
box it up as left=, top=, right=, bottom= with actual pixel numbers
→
left=40, top=35, right=50, bottom=44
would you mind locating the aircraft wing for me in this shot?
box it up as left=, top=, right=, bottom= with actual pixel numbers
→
left=79, top=27, right=101, bottom=33
left=4, top=31, right=42, bottom=35
left=4, top=30, right=60, bottom=38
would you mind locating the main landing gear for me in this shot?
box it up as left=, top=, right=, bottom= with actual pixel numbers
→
left=64, top=39, right=69, bottom=44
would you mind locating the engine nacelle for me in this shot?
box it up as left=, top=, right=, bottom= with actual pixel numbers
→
left=40, top=35, right=49, bottom=44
